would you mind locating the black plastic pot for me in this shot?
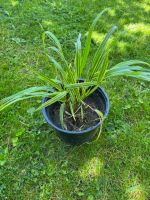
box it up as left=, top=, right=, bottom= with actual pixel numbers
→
left=42, top=86, right=109, bottom=145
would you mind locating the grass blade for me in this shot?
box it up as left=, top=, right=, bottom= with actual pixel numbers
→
left=49, top=46, right=68, bottom=67
left=30, top=68, right=62, bottom=91
left=106, top=64, right=150, bottom=81
left=112, top=60, right=150, bottom=69
left=36, top=91, right=67, bottom=111
left=80, top=104, right=84, bottom=122
left=69, top=102, right=76, bottom=121
left=93, top=109, right=104, bottom=141
left=75, top=33, right=82, bottom=77
left=124, top=71, right=150, bottom=81
left=97, top=51, right=109, bottom=83
left=95, top=109, right=104, bottom=121
left=43, top=31, right=68, bottom=67
left=47, top=55, right=66, bottom=77
left=1, top=86, right=50, bottom=103
left=43, top=31, right=62, bottom=51
left=81, top=8, right=109, bottom=72
left=88, top=26, right=117, bottom=79
left=0, top=86, right=51, bottom=111
left=59, top=103, right=67, bottom=129
left=106, top=65, right=148, bottom=77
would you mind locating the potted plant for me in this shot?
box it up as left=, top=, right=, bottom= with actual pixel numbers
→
left=0, top=9, right=149, bottom=145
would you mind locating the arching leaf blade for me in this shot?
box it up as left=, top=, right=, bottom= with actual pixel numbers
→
left=36, top=91, right=67, bottom=111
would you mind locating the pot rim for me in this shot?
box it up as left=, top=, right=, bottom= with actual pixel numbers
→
left=42, top=86, right=110, bottom=135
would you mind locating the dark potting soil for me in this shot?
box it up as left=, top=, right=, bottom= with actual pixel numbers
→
left=48, top=91, right=105, bottom=131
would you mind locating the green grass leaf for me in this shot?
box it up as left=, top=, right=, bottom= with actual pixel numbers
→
left=112, top=60, right=150, bottom=69
left=88, top=26, right=117, bottom=79
left=97, top=51, right=109, bottom=83
left=75, top=33, right=82, bottom=77
left=81, top=8, right=110, bottom=71
left=69, top=102, right=76, bottom=121
left=36, top=91, right=67, bottom=111
left=106, top=64, right=150, bottom=81
left=30, top=68, right=62, bottom=91
left=43, top=31, right=62, bottom=51
left=0, top=86, right=50, bottom=111
left=47, top=55, right=66, bottom=78
left=94, top=109, right=104, bottom=121
left=59, top=103, right=67, bottom=129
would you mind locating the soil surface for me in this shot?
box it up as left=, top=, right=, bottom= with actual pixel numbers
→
left=48, top=91, right=105, bottom=131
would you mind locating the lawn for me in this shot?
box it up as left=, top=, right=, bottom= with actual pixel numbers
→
left=0, top=0, right=150, bottom=199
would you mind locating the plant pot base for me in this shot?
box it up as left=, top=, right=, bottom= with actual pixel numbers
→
left=42, top=86, right=109, bottom=145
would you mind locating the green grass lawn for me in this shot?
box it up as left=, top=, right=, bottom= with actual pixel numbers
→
left=0, top=0, right=150, bottom=199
